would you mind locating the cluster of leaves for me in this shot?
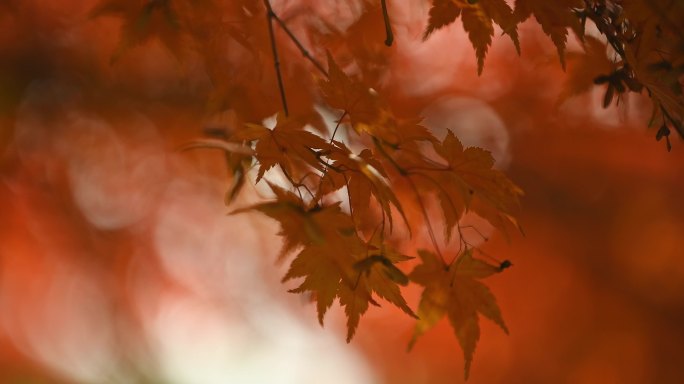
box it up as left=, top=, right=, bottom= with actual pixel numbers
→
left=579, top=0, right=684, bottom=150
left=425, top=0, right=684, bottom=149
left=89, top=0, right=683, bottom=379
left=225, top=54, right=522, bottom=364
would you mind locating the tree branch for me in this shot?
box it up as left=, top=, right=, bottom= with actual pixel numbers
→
left=270, top=11, right=329, bottom=76
left=263, top=0, right=289, bottom=116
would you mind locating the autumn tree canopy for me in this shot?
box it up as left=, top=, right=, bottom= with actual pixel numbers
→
left=1, top=0, right=683, bottom=381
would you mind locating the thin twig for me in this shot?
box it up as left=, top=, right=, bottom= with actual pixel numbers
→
left=582, top=3, right=625, bottom=58
left=177, top=138, right=256, bottom=156
left=473, top=247, right=501, bottom=265
left=456, top=222, right=467, bottom=263
left=263, top=0, right=289, bottom=116
left=380, top=0, right=394, bottom=47
left=328, top=111, right=347, bottom=144
left=279, top=165, right=315, bottom=200
left=405, top=175, right=445, bottom=266
left=459, top=224, right=489, bottom=242
left=372, top=137, right=406, bottom=175
left=341, top=173, right=364, bottom=228
left=314, top=110, right=348, bottom=203
left=271, top=12, right=329, bottom=76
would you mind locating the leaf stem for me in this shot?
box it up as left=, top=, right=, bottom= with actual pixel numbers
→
left=314, top=110, right=348, bottom=202
left=270, top=11, right=329, bottom=76
left=372, top=137, right=406, bottom=175
left=279, top=165, right=315, bottom=200
left=459, top=224, right=489, bottom=242
left=264, top=0, right=289, bottom=116
left=405, top=175, right=446, bottom=266
left=328, top=110, right=347, bottom=144
left=380, top=0, right=394, bottom=47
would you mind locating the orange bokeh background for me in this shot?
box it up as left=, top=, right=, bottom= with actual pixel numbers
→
left=2, top=1, right=684, bottom=383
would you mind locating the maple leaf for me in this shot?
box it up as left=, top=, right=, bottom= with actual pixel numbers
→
left=423, top=0, right=462, bottom=38
left=255, top=187, right=415, bottom=340
left=409, top=249, right=508, bottom=380
left=320, top=142, right=409, bottom=233
left=461, top=7, right=494, bottom=75
left=234, top=114, right=334, bottom=183
left=322, top=4, right=394, bottom=84
left=434, top=130, right=522, bottom=236
left=423, top=0, right=520, bottom=74
left=620, top=1, right=684, bottom=123
left=243, top=182, right=416, bottom=340
left=514, top=0, right=584, bottom=68
left=284, top=243, right=359, bottom=326
left=621, top=0, right=684, bottom=60
left=283, top=238, right=369, bottom=335
left=90, top=0, right=186, bottom=62
left=558, top=35, right=615, bottom=104
left=339, top=231, right=417, bottom=341
left=233, top=182, right=354, bottom=258
left=319, top=54, right=440, bottom=147
left=318, top=52, right=385, bottom=135
left=393, top=130, right=521, bottom=241
left=284, top=229, right=417, bottom=342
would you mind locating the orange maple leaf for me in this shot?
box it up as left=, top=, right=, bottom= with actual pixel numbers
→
left=318, top=53, right=386, bottom=134
left=237, top=180, right=417, bottom=340
left=320, top=142, right=409, bottom=233
left=341, top=232, right=417, bottom=341
left=245, top=185, right=414, bottom=341
left=392, top=130, right=522, bottom=240
left=284, top=242, right=360, bottom=326
left=320, top=53, right=441, bottom=148
left=235, top=114, right=334, bottom=183
left=285, top=230, right=416, bottom=342
left=233, top=182, right=348, bottom=258
left=514, top=0, right=584, bottom=68
left=433, top=130, right=522, bottom=236
left=90, top=0, right=186, bottom=62
left=424, top=0, right=520, bottom=74
left=409, top=248, right=508, bottom=380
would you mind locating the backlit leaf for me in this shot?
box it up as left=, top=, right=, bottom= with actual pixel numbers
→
left=409, top=249, right=508, bottom=380
left=424, top=0, right=519, bottom=74
left=514, top=0, right=583, bottom=68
